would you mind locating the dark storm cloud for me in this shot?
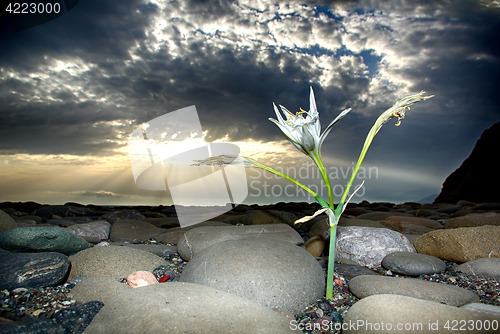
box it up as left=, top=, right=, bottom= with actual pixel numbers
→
left=0, top=0, right=499, bottom=195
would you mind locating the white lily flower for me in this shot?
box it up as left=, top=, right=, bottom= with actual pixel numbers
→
left=374, top=91, right=434, bottom=135
left=269, top=87, right=351, bottom=158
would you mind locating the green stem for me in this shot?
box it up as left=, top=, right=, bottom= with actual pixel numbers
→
left=245, top=157, right=329, bottom=209
left=326, top=223, right=337, bottom=300
left=335, top=125, right=377, bottom=217
left=311, top=151, right=334, bottom=210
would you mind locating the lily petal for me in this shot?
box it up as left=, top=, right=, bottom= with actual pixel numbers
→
left=272, top=103, right=287, bottom=126
left=294, top=207, right=329, bottom=225
left=317, top=108, right=352, bottom=152
left=309, top=87, right=321, bottom=134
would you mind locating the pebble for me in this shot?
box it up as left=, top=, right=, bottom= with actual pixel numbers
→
left=305, top=235, right=325, bottom=257
left=126, top=271, right=158, bottom=288
left=0, top=282, right=76, bottom=321
left=381, top=251, right=447, bottom=276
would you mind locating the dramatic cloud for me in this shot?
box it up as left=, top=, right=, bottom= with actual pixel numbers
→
left=1, top=0, right=499, bottom=205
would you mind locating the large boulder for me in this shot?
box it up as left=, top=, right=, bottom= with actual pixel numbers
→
left=65, top=220, right=112, bottom=240
left=445, top=213, right=500, bottom=229
left=414, top=225, right=500, bottom=262
left=343, top=294, right=499, bottom=334
left=454, top=258, right=500, bottom=281
left=434, top=122, right=500, bottom=204
left=71, top=276, right=132, bottom=304
left=223, top=210, right=298, bottom=226
left=0, top=248, right=70, bottom=290
left=348, top=275, right=479, bottom=306
left=381, top=252, right=446, bottom=276
left=0, top=209, right=17, bottom=232
left=177, top=224, right=304, bottom=261
left=34, top=205, right=97, bottom=219
left=0, top=226, right=91, bottom=255
left=109, top=219, right=163, bottom=243
left=179, top=237, right=325, bottom=315
left=334, top=226, right=416, bottom=268
left=68, top=245, right=168, bottom=281
left=82, top=282, right=295, bottom=334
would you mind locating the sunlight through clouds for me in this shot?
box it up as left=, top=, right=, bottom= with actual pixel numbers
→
left=1, top=0, right=499, bottom=205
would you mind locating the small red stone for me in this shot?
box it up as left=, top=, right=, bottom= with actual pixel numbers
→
left=334, top=278, right=343, bottom=286
left=158, top=275, right=171, bottom=283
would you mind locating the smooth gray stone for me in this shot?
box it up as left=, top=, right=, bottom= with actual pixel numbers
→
left=338, top=217, right=386, bottom=228
left=0, top=248, right=70, bottom=290
left=70, top=276, right=132, bottom=304
left=381, top=251, right=446, bottom=276
left=335, top=226, right=416, bottom=268
left=348, top=275, right=479, bottom=306
left=445, top=213, right=500, bottom=228
left=356, top=212, right=395, bottom=221
left=65, top=220, right=111, bottom=240
left=0, top=209, right=17, bottom=232
left=108, top=242, right=177, bottom=256
left=34, top=205, right=97, bottom=218
left=222, top=209, right=298, bottom=226
left=460, top=303, right=500, bottom=317
left=82, top=282, right=295, bottom=334
left=109, top=219, right=163, bottom=243
left=0, top=301, right=103, bottom=334
left=0, top=226, right=91, bottom=255
left=335, top=263, right=379, bottom=281
left=343, top=294, right=499, bottom=334
left=68, top=245, right=168, bottom=281
left=177, top=223, right=304, bottom=261
left=455, top=258, right=500, bottom=281
left=180, top=236, right=324, bottom=315
left=99, top=210, right=147, bottom=224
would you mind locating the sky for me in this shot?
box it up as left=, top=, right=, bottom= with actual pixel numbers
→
left=1, top=0, right=499, bottom=207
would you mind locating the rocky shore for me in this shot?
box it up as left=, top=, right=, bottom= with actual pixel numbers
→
left=1, top=200, right=500, bottom=333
